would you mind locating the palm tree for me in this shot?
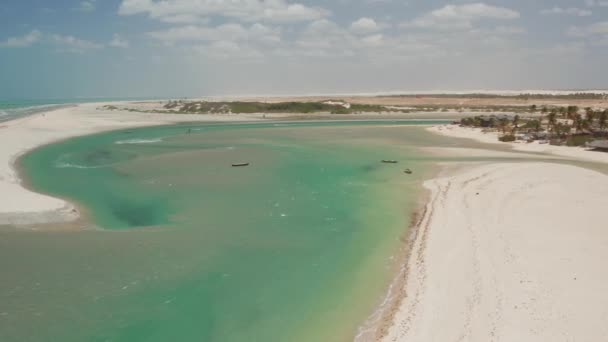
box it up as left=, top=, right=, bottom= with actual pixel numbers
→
left=558, top=107, right=567, bottom=118
left=497, top=117, right=509, bottom=134
left=555, top=123, right=571, bottom=139
left=555, top=123, right=564, bottom=138
left=567, top=106, right=579, bottom=121
left=548, top=111, right=558, bottom=135
left=585, top=108, right=595, bottom=127
left=530, top=119, right=541, bottom=133
left=599, top=110, right=608, bottom=135
left=530, top=105, right=537, bottom=113
left=512, top=115, right=520, bottom=133
left=539, top=106, right=547, bottom=124
left=574, top=114, right=584, bottom=133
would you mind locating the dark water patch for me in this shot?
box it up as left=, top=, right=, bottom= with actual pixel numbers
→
left=105, top=196, right=170, bottom=228
left=361, top=164, right=381, bottom=173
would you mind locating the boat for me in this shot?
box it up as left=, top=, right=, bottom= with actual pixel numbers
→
left=404, top=168, right=413, bottom=174
left=381, top=160, right=398, bottom=164
left=232, top=163, right=250, bottom=167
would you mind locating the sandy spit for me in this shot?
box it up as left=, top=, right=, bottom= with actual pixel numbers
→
left=381, top=162, right=608, bottom=341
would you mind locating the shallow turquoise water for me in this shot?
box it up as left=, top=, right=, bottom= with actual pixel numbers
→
left=5, top=121, right=447, bottom=341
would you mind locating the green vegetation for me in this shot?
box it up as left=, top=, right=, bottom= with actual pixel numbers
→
left=459, top=106, right=608, bottom=145
left=498, top=134, right=516, bottom=142
left=565, top=134, right=595, bottom=147
left=388, top=93, right=608, bottom=100
left=176, top=101, right=394, bottom=114
left=104, top=100, right=401, bottom=115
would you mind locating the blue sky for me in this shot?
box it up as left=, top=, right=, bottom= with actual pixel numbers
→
left=1, top=0, right=607, bottom=99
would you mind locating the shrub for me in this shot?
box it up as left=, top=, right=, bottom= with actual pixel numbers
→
left=565, top=134, right=594, bottom=146
left=499, top=135, right=516, bottom=142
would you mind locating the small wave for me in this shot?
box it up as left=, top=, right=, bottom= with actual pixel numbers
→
left=0, top=104, right=73, bottom=123
left=55, top=162, right=109, bottom=169
left=115, top=138, right=163, bottom=145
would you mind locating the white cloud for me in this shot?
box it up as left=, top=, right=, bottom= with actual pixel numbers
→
left=540, top=7, right=592, bottom=17
left=492, top=26, right=526, bottom=35
left=402, top=3, right=520, bottom=31
left=568, top=21, right=608, bottom=37
left=0, top=30, right=42, bottom=48
left=51, top=34, right=103, bottom=53
left=1, top=30, right=105, bottom=52
left=297, top=19, right=355, bottom=50
left=360, top=33, right=383, bottom=46
left=585, top=0, right=608, bottom=7
left=148, top=23, right=281, bottom=45
left=76, top=0, right=96, bottom=12
left=158, top=14, right=207, bottom=24
left=109, top=34, right=130, bottom=48
left=118, top=0, right=329, bottom=24
left=350, top=17, right=380, bottom=34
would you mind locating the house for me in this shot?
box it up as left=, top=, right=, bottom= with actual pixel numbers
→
left=556, top=118, right=574, bottom=125
left=478, top=114, right=512, bottom=127
left=588, top=140, right=608, bottom=151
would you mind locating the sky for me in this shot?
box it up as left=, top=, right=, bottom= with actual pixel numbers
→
left=1, top=0, right=607, bottom=99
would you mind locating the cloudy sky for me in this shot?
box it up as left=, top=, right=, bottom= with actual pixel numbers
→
left=1, top=0, right=607, bottom=99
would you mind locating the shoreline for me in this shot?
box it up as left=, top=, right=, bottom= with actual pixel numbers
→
left=0, top=102, right=453, bottom=226
left=354, top=178, right=435, bottom=342
left=0, top=103, right=268, bottom=226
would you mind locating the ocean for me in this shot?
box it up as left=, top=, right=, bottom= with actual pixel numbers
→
left=0, top=98, right=159, bottom=123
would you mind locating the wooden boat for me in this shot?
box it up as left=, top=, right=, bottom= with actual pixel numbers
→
left=381, top=160, right=398, bottom=164
left=232, top=163, right=250, bottom=167
left=404, top=168, right=413, bottom=174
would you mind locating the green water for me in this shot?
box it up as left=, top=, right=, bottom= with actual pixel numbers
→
left=4, top=121, right=450, bottom=341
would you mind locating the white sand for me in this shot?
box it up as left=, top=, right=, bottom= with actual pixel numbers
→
left=381, top=126, right=608, bottom=341
left=0, top=103, right=261, bottom=224
left=429, top=125, right=608, bottom=164
left=382, top=162, right=608, bottom=341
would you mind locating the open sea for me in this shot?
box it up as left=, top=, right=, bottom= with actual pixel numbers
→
left=2, top=120, right=464, bottom=341
left=0, top=98, right=158, bottom=123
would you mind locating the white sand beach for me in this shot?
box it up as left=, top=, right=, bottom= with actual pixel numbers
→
left=382, top=132, right=608, bottom=340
